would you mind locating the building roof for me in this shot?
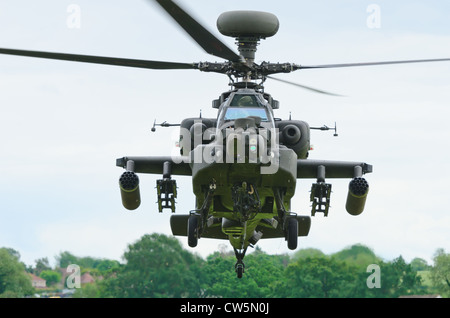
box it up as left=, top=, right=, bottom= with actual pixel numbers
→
left=80, top=272, right=95, bottom=284
left=28, top=273, right=46, bottom=282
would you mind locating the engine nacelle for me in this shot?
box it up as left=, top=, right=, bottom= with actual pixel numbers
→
left=119, top=171, right=141, bottom=210
left=276, top=120, right=310, bottom=159
left=282, top=124, right=301, bottom=145
left=179, top=118, right=217, bottom=155
left=345, top=177, right=369, bottom=216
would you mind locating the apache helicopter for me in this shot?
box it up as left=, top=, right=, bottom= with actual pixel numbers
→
left=2, top=0, right=450, bottom=278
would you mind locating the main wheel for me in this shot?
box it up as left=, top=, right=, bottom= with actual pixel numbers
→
left=187, top=215, right=198, bottom=248
left=236, top=264, right=244, bottom=279
left=287, top=217, right=298, bottom=250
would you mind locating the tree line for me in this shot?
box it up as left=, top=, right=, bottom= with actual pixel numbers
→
left=0, top=233, right=448, bottom=298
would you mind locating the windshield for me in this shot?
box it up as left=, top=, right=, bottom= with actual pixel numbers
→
left=230, top=94, right=261, bottom=107
left=224, top=107, right=269, bottom=122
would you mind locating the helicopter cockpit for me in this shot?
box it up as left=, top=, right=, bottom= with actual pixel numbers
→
left=223, top=107, right=269, bottom=122
left=230, top=94, right=261, bottom=107
left=217, top=90, right=275, bottom=129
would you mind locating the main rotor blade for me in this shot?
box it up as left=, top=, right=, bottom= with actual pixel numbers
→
left=153, top=0, right=241, bottom=63
left=299, top=58, right=450, bottom=69
left=0, top=48, right=197, bottom=70
left=267, top=75, right=343, bottom=96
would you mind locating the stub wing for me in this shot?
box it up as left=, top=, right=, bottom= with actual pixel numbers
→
left=116, top=157, right=373, bottom=178
left=116, top=156, right=191, bottom=175
left=296, top=159, right=372, bottom=179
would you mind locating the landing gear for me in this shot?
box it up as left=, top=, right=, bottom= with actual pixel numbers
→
left=187, top=214, right=199, bottom=247
left=236, top=263, right=244, bottom=279
left=186, top=180, right=216, bottom=248
left=234, top=248, right=247, bottom=279
left=286, top=217, right=298, bottom=250
left=273, top=187, right=299, bottom=250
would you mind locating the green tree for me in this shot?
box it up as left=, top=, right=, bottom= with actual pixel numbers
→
left=4, top=248, right=21, bottom=261
left=391, top=256, right=423, bottom=296
left=55, top=251, right=78, bottom=268
left=410, top=258, right=431, bottom=271
left=96, top=259, right=120, bottom=274
left=291, top=248, right=325, bottom=261
left=34, top=257, right=51, bottom=276
left=276, top=256, right=360, bottom=297
left=72, top=282, right=101, bottom=298
left=40, top=270, right=62, bottom=286
left=55, top=251, right=120, bottom=280
left=201, top=248, right=287, bottom=298
left=365, top=256, right=424, bottom=298
left=332, top=244, right=380, bottom=269
left=430, top=248, right=450, bottom=297
left=101, top=233, right=203, bottom=297
left=0, top=248, right=34, bottom=297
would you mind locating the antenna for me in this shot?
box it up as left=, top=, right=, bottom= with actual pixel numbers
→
left=151, top=119, right=181, bottom=132
left=310, top=122, right=338, bottom=137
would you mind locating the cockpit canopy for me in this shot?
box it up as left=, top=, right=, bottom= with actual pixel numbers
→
left=224, top=107, right=268, bottom=122
left=217, top=90, right=275, bottom=129
left=230, top=94, right=261, bottom=107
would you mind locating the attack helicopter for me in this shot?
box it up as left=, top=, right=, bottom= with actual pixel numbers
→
left=1, top=0, right=450, bottom=278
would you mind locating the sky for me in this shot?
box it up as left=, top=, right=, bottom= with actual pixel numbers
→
left=0, top=0, right=449, bottom=268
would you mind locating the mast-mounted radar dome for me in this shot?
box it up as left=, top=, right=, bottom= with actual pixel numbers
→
left=217, top=11, right=279, bottom=63
left=217, top=11, right=279, bottom=39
